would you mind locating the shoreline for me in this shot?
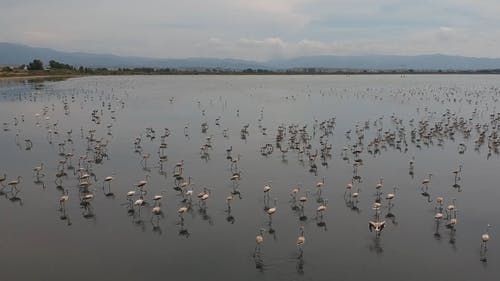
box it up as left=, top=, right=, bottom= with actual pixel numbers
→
left=0, top=74, right=85, bottom=82
left=1, top=71, right=499, bottom=83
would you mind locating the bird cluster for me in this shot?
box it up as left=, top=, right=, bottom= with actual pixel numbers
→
left=1, top=79, right=498, bottom=276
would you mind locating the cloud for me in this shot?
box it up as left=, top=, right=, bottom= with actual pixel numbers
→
left=1, top=0, right=500, bottom=59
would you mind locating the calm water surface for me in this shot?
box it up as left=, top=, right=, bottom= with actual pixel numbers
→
left=0, top=75, right=499, bottom=281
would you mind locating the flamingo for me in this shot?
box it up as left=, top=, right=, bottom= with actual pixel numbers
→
left=375, top=178, right=383, bottom=202
left=230, top=153, right=241, bottom=167
left=344, top=183, right=353, bottom=199
left=59, top=189, right=69, bottom=210
left=267, top=198, right=277, bottom=223
left=480, top=224, right=492, bottom=262
left=197, top=188, right=210, bottom=208
left=435, top=197, right=444, bottom=212
left=452, top=165, right=462, bottom=178
left=177, top=206, right=189, bottom=222
left=134, top=197, right=146, bottom=210
left=197, top=187, right=209, bottom=199
left=422, top=173, right=432, bottom=189
left=446, top=218, right=457, bottom=229
left=79, top=173, right=90, bottom=182
left=446, top=198, right=457, bottom=219
left=296, top=226, right=306, bottom=255
left=290, top=184, right=301, bottom=201
left=180, top=176, right=191, bottom=189
left=352, top=186, right=360, bottom=199
left=182, top=189, right=193, bottom=203
left=372, top=202, right=382, bottom=210
left=368, top=220, right=386, bottom=237
left=299, top=191, right=308, bottom=206
left=79, top=181, right=91, bottom=189
left=7, top=176, right=22, bottom=192
left=152, top=195, right=162, bottom=206
left=81, top=194, right=94, bottom=206
left=297, top=191, right=309, bottom=220
left=226, top=194, right=233, bottom=210
left=409, top=156, right=415, bottom=169
left=135, top=174, right=150, bottom=195
left=452, top=165, right=462, bottom=189
left=434, top=212, right=444, bottom=221
left=152, top=206, right=161, bottom=215
left=254, top=228, right=265, bottom=255
left=140, top=153, right=151, bottom=168
left=372, top=202, right=382, bottom=220
left=201, top=192, right=209, bottom=202
left=104, top=175, right=114, bottom=184
left=263, top=181, right=272, bottom=199
left=316, top=176, right=325, bottom=189
left=481, top=224, right=492, bottom=246
left=230, top=173, right=240, bottom=182
left=33, top=163, right=44, bottom=177
left=316, top=200, right=327, bottom=218
left=104, top=175, right=114, bottom=196
left=175, top=160, right=184, bottom=169
left=135, top=175, right=149, bottom=188
left=386, top=186, right=399, bottom=208
left=256, top=229, right=264, bottom=245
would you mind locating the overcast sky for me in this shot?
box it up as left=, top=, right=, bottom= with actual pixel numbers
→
left=1, top=0, right=500, bottom=60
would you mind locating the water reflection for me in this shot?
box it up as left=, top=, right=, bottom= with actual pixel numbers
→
left=1, top=76, right=500, bottom=280
left=296, top=253, right=305, bottom=275
left=369, top=236, right=384, bottom=255
left=151, top=213, right=163, bottom=235
left=385, top=208, right=398, bottom=225
left=178, top=220, right=190, bottom=238
left=6, top=189, right=23, bottom=206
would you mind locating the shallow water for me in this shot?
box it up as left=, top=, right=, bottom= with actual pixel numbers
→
left=0, top=75, right=499, bottom=281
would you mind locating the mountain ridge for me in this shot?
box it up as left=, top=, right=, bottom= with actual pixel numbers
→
left=2, top=42, right=500, bottom=70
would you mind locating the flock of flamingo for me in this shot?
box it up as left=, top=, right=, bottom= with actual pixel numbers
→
left=0, top=77, right=497, bottom=274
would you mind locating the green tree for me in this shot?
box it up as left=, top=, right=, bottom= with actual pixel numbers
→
left=28, top=59, right=44, bottom=70
left=49, top=60, right=74, bottom=70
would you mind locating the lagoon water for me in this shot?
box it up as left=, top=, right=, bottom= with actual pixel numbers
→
left=0, top=75, right=499, bottom=281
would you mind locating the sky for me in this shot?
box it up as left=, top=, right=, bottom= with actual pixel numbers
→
left=1, top=0, right=500, bottom=60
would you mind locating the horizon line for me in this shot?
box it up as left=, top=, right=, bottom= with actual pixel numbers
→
left=2, top=42, right=500, bottom=61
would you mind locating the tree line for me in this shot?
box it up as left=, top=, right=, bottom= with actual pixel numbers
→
left=14, top=59, right=500, bottom=75
left=27, top=59, right=74, bottom=70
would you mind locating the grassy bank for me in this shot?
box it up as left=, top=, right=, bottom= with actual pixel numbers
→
left=0, top=69, right=86, bottom=81
left=2, top=68, right=500, bottom=82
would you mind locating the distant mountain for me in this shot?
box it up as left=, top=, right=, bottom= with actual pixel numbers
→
left=0, top=42, right=268, bottom=70
left=268, top=55, right=500, bottom=70
left=2, top=42, right=500, bottom=70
